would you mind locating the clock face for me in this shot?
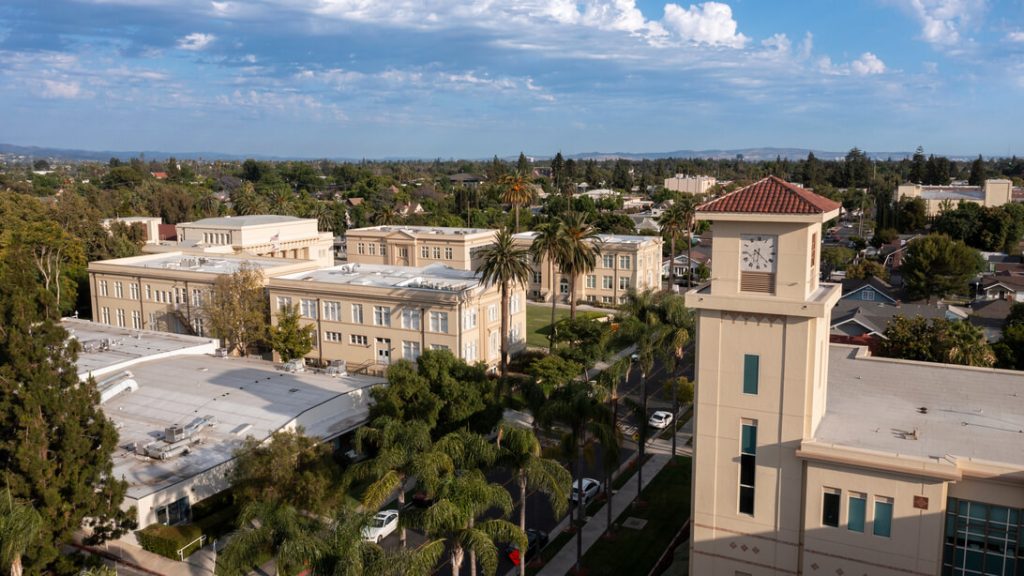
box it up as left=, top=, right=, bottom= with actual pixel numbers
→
left=740, top=234, right=777, bottom=272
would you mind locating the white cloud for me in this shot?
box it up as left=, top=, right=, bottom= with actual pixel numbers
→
left=40, top=79, right=82, bottom=99
left=761, top=33, right=790, bottom=54
left=661, top=2, right=748, bottom=48
left=1007, top=31, right=1024, bottom=42
left=177, top=32, right=216, bottom=51
left=904, top=0, right=984, bottom=48
left=851, top=52, right=886, bottom=75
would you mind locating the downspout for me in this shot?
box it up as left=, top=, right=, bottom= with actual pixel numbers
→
left=316, top=297, right=324, bottom=367
left=184, top=280, right=191, bottom=330
left=420, top=305, right=426, bottom=353
left=137, top=275, right=145, bottom=330
left=91, top=273, right=99, bottom=322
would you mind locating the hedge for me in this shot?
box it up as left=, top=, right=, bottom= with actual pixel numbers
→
left=136, top=522, right=204, bottom=560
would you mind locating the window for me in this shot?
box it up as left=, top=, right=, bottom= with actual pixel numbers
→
left=357, top=242, right=365, bottom=254
left=559, top=279, right=569, bottom=294
left=129, top=283, right=139, bottom=300
left=848, top=493, right=866, bottom=533
left=463, top=308, right=477, bottom=329
left=421, top=245, right=430, bottom=258
left=864, top=290, right=875, bottom=301
left=101, top=307, right=110, bottom=324
left=602, top=296, right=613, bottom=304
left=811, top=233, right=818, bottom=267
left=430, top=311, right=448, bottom=333
left=739, top=420, right=757, bottom=515
left=445, top=247, right=453, bottom=260
left=145, top=284, right=151, bottom=300
left=533, top=271, right=542, bottom=284
left=324, top=331, right=342, bottom=342
left=487, top=305, right=497, bottom=322
left=619, top=277, right=630, bottom=290
left=99, top=280, right=109, bottom=296
left=131, top=310, right=141, bottom=330
left=402, top=308, right=421, bottom=330
left=368, top=243, right=377, bottom=255
left=149, top=312, right=156, bottom=328
left=350, top=334, right=368, bottom=346
left=489, top=331, right=499, bottom=357
left=155, top=496, right=191, bottom=526
left=943, top=498, right=1024, bottom=575
left=433, top=246, right=442, bottom=259
left=603, top=254, right=614, bottom=268
left=743, top=354, right=759, bottom=395
left=510, top=323, right=521, bottom=344
left=114, top=282, right=124, bottom=298
left=176, top=288, right=186, bottom=304
left=277, top=296, right=292, bottom=311
left=399, top=247, right=408, bottom=258
left=351, top=304, right=364, bottom=324
left=192, top=289, right=202, bottom=307
left=116, top=308, right=126, bottom=327
left=191, top=318, right=204, bottom=336
left=510, top=294, right=521, bottom=314
left=323, top=301, right=341, bottom=321
left=873, top=497, right=893, bottom=537
left=464, top=340, right=477, bottom=362
left=380, top=243, right=387, bottom=256
left=431, top=344, right=449, bottom=351
left=373, top=305, right=391, bottom=327
left=823, top=488, right=841, bottom=527
left=403, top=340, right=421, bottom=361
left=301, top=298, right=318, bottom=319
left=619, top=256, right=631, bottom=269
left=603, top=276, right=613, bottom=289
left=586, top=275, right=597, bottom=288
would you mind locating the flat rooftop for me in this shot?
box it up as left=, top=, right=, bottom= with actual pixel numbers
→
left=349, top=225, right=496, bottom=236
left=917, top=187, right=985, bottom=201
left=91, top=252, right=307, bottom=274
left=66, top=318, right=216, bottom=379
left=274, top=262, right=482, bottom=292
left=105, top=353, right=383, bottom=499
left=817, top=345, right=1024, bottom=467
left=183, top=215, right=306, bottom=228
left=513, top=231, right=657, bottom=245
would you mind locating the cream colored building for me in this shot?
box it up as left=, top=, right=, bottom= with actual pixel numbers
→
left=664, top=174, right=717, bottom=195
left=268, top=263, right=526, bottom=372
left=686, top=176, right=1024, bottom=576
left=514, top=232, right=663, bottom=306
left=897, top=178, right=1013, bottom=216
left=145, top=215, right=334, bottom=267
left=87, top=252, right=318, bottom=337
left=101, top=216, right=162, bottom=244
left=344, top=225, right=498, bottom=270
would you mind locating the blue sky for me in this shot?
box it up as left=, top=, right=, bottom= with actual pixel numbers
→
left=1, top=0, right=1022, bottom=159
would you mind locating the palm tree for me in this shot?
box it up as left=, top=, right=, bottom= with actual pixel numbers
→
left=556, top=212, right=601, bottom=320
left=0, top=492, right=41, bottom=576
left=619, top=289, right=663, bottom=502
left=231, top=182, right=267, bottom=216
left=310, top=508, right=445, bottom=576
left=416, top=470, right=526, bottom=576
left=476, top=227, right=532, bottom=378
left=217, top=500, right=321, bottom=576
left=656, top=293, right=694, bottom=458
left=677, top=196, right=700, bottom=288
left=658, top=203, right=688, bottom=288
left=529, top=220, right=567, bottom=350
left=495, top=425, right=571, bottom=576
left=540, top=380, right=617, bottom=574
left=942, top=320, right=996, bottom=367
left=373, top=205, right=398, bottom=225
left=350, top=418, right=455, bottom=549
left=313, top=201, right=335, bottom=233
left=500, top=172, right=534, bottom=233
left=596, top=358, right=629, bottom=536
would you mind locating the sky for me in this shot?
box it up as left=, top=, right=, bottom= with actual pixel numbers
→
left=1, top=0, right=1023, bottom=159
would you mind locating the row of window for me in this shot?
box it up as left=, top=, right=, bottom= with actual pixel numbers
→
left=943, top=498, right=1024, bottom=576
left=355, top=242, right=389, bottom=256
left=421, top=245, right=455, bottom=260
left=277, top=297, right=521, bottom=332
left=98, top=307, right=206, bottom=336
left=202, top=232, right=231, bottom=246
left=97, top=280, right=205, bottom=306
left=821, top=488, right=893, bottom=537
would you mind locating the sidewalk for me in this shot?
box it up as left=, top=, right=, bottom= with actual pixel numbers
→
left=584, top=343, right=637, bottom=381
left=74, top=537, right=218, bottom=576
left=526, top=426, right=693, bottom=576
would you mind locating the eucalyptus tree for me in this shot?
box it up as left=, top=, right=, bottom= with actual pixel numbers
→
left=476, top=227, right=532, bottom=377
left=529, top=219, right=566, bottom=349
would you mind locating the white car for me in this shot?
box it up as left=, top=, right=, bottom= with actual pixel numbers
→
left=362, top=509, right=399, bottom=543
left=649, top=411, right=674, bottom=429
left=569, top=478, right=601, bottom=506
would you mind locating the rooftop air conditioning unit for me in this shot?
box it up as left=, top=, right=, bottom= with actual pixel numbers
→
left=164, top=425, right=186, bottom=443
left=215, top=347, right=229, bottom=358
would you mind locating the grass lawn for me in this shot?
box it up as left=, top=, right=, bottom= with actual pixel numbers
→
left=577, top=456, right=692, bottom=576
left=525, top=304, right=606, bottom=349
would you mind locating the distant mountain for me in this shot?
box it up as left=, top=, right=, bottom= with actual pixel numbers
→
left=0, top=143, right=320, bottom=162
left=567, top=147, right=920, bottom=162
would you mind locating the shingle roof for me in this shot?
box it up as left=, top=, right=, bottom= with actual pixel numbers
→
left=698, top=176, right=841, bottom=215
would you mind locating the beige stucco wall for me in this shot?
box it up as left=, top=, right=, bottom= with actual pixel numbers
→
left=345, top=227, right=497, bottom=271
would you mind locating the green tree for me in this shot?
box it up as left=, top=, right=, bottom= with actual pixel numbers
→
left=0, top=491, right=42, bottom=576
left=203, top=262, right=267, bottom=356
left=0, top=248, right=133, bottom=573
left=870, top=228, right=899, bottom=248
left=845, top=259, right=889, bottom=281
left=230, top=429, right=341, bottom=510
left=500, top=172, right=534, bottom=233
left=879, top=316, right=995, bottom=367
left=529, top=220, right=566, bottom=349
left=369, top=360, right=443, bottom=428
left=528, top=355, right=581, bottom=396
left=517, top=152, right=530, bottom=176
left=217, top=500, right=320, bottom=576
left=310, top=508, right=444, bottom=576
left=659, top=202, right=688, bottom=287
left=495, top=425, right=570, bottom=576
left=416, top=350, right=499, bottom=436
left=909, top=146, right=926, bottom=183
left=968, top=155, right=987, bottom=186
left=821, top=246, right=855, bottom=272
left=266, top=304, right=315, bottom=362
left=476, top=227, right=531, bottom=378
left=556, top=212, right=602, bottom=320
left=897, top=197, right=928, bottom=232
left=901, top=234, right=984, bottom=301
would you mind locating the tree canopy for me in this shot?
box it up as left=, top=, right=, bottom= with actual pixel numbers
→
left=901, top=234, right=984, bottom=301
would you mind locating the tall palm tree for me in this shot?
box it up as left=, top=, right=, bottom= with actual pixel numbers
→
left=310, top=508, right=445, bottom=576
left=416, top=470, right=526, bottom=576
left=500, top=172, right=534, bottom=233
left=350, top=418, right=455, bottom=549
left=658, top=203, right=688, bottom=288
left=942, top=320, right=996, bottom=367
left=677, top=196, right=700, bottom=288
left=476, top=227, right=532, bottom=378
left=373, top=205, right=398, bottom=226
left=540, top=380, right=616, bottom=574
left=557, top=212, right=601, bottom=320
left=231, top=182, right=267, bottom=216
left=529, top=220, right=567, bottom=350
left=656, top=293, right=694, bottom=458
left=0, top=492, right=41, bottom=576
left=596, top=358, right=630, bottom=537
left=217, top=500, right=321, bottom=576
left=620, top=289, right=663, bottom=502
left=313, top=201, right=335, bottom=233
left=495, top=425, right=571, bottom=576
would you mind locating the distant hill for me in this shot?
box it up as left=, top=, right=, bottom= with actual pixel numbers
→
left=567, top=147, right=920, bottom=162
left=0, top=143, right=311, bottom=162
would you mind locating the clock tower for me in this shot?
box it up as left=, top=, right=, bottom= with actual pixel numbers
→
left=684, top=177, right=842, bottom=575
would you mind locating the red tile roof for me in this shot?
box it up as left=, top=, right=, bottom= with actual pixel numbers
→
left=698, top=176, right=841, bottom=215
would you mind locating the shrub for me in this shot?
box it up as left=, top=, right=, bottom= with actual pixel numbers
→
left=136, top=522, right=204, bottom=560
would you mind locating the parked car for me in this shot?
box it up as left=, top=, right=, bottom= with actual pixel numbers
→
left=362, top=509, right=399, bottom=543
left=648, top=410, right=674, bottom=429
left=569, top=477, right=601, bottom=506
left=504, top=528, right=549, bottom=566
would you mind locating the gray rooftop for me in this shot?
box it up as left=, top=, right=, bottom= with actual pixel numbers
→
left=184, top=215, right=305, bottom=228
left=105, top=353, right=382, bottom=499
left=275, top=262, right=482, bottom=292
left=818, top=345, right=1024, bottom=468
left=96, top=253, right=304, bottom=274
left=66, top=318, right=216, bottom=379
left=513, top=231, right=657, bottom=245
left=350, top=225, right=495, bottom=236
left=917, top=187, right=985, bottom=201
